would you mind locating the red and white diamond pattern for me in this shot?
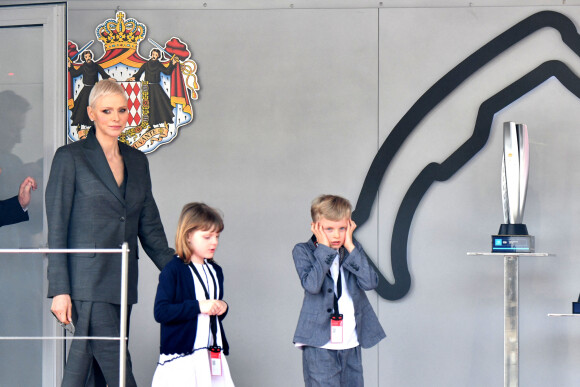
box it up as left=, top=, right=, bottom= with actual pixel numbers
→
left=121, top=82, right=142, bottom=126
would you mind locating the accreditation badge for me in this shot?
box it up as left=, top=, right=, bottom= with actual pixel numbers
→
left=209, top=346, right=222, bottom=376
left=330, top=314, right=343, bottom=344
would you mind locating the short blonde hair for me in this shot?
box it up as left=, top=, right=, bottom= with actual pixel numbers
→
left=311, top=194, right=352, bottom=222
left=175, top=202, right=224, bottom=264
left=88, top=79, right=127, bottom=108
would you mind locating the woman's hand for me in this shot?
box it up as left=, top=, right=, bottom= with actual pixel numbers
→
left=51, top=294, right=72, bottom=324
left=199, top=299, right=228, bottom=316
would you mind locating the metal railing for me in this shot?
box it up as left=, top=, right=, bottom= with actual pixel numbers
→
left=0, top=242, right=130, bottom=387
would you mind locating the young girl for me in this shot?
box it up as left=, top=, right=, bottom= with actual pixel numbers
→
left=152, top=203, right=234, bottom=386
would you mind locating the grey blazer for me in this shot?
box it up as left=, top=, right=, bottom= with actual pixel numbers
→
left=292, top=237, right=386, bottom=348
left=45, top=128, right=174, bottom=305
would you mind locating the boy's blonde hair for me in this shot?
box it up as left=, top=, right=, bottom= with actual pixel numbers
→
left=310, top=194, right=352, bottom=222
left=88, top=79, right=127, bottom=108
left=175, top=202, right=224, bottom=264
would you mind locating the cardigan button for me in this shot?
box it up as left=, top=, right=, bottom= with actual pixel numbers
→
left=327, top=308, right=332, bottom=313
left=327, top=288, right=333, bottom=293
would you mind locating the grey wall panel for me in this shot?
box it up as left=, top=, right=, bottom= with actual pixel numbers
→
left=378, top=6, right=580, bottom=386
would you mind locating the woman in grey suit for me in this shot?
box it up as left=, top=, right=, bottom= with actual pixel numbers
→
left=46, top=79, right=174, bottom=387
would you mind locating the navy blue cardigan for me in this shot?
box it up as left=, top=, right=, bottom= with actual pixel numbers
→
left=154, top=256, right=229, bottom=356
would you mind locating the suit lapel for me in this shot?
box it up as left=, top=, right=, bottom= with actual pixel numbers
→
left=81, top=128, right=126, bottom=205
left=119, top=142, right=143, bottom=210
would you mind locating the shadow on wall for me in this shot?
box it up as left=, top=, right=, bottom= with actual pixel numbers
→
left=352, top=11, right=580, bottom=300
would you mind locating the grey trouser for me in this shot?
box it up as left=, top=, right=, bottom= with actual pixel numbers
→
left=302, top=345, right=363, bottom=387
left=61, top=301, right=136, bottom=387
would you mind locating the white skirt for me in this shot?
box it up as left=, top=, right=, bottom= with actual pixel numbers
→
left=151, top=349, right=234, bottom=387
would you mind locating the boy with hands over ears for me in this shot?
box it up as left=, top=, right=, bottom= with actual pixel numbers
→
left=292, top=194, right=385, bottom=387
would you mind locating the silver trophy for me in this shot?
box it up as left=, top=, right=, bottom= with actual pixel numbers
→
left=499, top=122, right=529, bottom=236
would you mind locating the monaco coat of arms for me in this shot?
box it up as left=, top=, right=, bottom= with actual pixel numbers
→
left=67, top=11, right=199, bottom=153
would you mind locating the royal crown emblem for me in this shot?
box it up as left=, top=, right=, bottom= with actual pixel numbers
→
left=67, top=11, right=199, bottom=153
left=96, top=12, right=146, bottom=51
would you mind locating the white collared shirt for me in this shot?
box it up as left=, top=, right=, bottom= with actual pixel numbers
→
left=321, top=253, right=359, bottom=350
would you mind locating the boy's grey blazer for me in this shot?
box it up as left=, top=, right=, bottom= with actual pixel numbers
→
left=46, top=128, right=174, bottom=305
left=292, top=238, right=386, bottom=348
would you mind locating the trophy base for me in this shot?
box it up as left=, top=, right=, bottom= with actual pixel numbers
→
left=493, top=224, right=533, bottom=252
left=498, top=223, right=528, bottom=235
left=491, top=234, right=535, bottom=253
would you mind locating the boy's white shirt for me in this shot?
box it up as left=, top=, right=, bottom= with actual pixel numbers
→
left=295, top=251, right=359, bottom=349
left=321, top=252, right=359, bottom=350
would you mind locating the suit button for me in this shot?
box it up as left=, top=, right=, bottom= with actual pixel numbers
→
left=120, top=217, right=126, bottom=222
left=327, top=308, right=332, bottom=313
left=327, top=288, right=333, bottom=293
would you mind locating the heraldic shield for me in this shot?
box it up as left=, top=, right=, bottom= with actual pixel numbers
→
left=67, top=11, right=199, bottom=153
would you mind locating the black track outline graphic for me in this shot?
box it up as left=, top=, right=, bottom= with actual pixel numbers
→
left=352, top=11, right=580, bottom=300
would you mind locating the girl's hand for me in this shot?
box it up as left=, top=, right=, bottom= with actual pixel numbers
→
left=214, top=300, right=228, bottom=316
left=199, top=299, right=228, bottom=316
